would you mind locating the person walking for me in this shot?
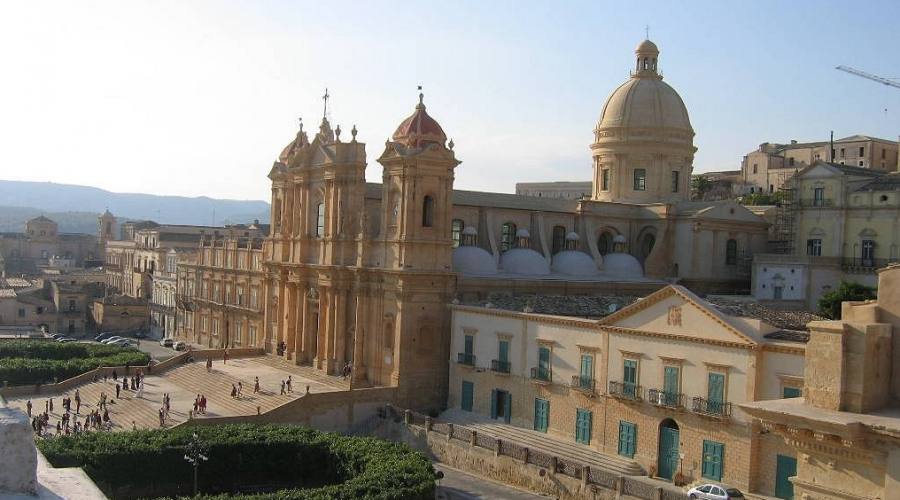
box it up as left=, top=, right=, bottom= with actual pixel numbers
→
left=49, top=398, right=54, bottom=413
left=230, top=384, right=237, bottom=399
left=223, top=349, right=228, bottom=364
left=286, top=376, right=292, bottom=393
left=26, top=400, right=32, bottom=417
left=116, top=383, right=121, bottom=399
left=237, top=381, right=243, bottom=398
left=206, top=357, right=212, bottom=373
left=200, top=395, right=207, bottom=414
left=132, top=420, right=137, bottom=431
left=280, top=380, right=286, bottom=395
left=254, top=377, right=259, bottom=393
left=112, top=369, right=117, bottom=381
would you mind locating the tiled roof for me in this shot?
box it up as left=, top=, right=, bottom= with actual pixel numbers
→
left=703, top=295, right=824, bottom=332
left=855, top=173, right=900, bottom=192
left=764, top=330, right=810, bottom=343
left=0, top=289, right=16, bottom=298
left=459, top=293, right=639, bottom=318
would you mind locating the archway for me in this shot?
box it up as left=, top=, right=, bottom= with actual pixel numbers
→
left=657, top=418, right=680, bottom=481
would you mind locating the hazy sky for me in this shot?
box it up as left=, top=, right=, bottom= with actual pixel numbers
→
left=2, top=1, right=898, bottom=201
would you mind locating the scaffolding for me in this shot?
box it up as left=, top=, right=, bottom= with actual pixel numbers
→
left=770, top=179, right=797, bottom=254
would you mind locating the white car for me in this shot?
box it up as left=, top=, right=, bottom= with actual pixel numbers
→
left=108, top=338, right=133, bottom=347
left=687, top=484, right=744, bottom=500
left=159, top=338, right=174, bottom=347
left=101, top=336, right=124, bottom=344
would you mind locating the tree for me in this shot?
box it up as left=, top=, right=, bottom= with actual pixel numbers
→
left=691, top=176, right=712, bottom=200
left=817, top=281, right=876, bottom=319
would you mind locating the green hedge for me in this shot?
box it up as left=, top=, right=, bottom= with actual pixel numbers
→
left=38, top=424, right=435, bottom=500
left=0, top=340, right=149, bottom=385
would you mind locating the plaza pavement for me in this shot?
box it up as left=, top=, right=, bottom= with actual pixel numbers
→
left=5, top=355, right=349, bottom=430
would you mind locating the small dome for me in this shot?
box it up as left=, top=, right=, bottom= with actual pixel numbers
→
left=613, top=235, right=627, bottom=244
left=462, top=226, right=478, bottom=236
left=515, top=228, right=531, bottom=239
left=635, top=39, right=659, bottom=55
left=452, top=246, right=498, bottom=276
left=551, top=250, right=599, bottom=276
left=500, top=248, right=550, bottom=275
left=565, top=232, right=580, bottom=241
left=602, top=252, right=644, bottom=279
left=392, top=94, right=447, bottom=148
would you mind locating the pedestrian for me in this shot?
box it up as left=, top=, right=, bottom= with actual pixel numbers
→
left=49, top=398, right=54, bottom=413
left=132, top=420, right=136, bottom=431
left=223, top=349, right=228, bottom=364
left=237, top=381, right=243, bottom=397
left=287, top=376, right=292, bottom=393
left=206, top=357, right=212, bottom=373
left=112, top=369, right=117, bottom=381
left=45, top=400, right=49, bottom=413
left=231, top=384, right=237, bottom=399
left=76, top=398, right=81, bottom=414
left=158, top=408, right=164, bottom=427
left=26, top=400, right=32, bottom=417
left=193, top=395, right=199, bottom=414
left=280, top=380, right=286, bottom=395
left=201, top=394, right=207, bottom=414
left=254, top=377, right=259, bottom=393
left=103, top=408, right=109, bottom=423
left=116, top=383, right=121, bottom=399
left=305, top=385, right=310, bottom=396
left=56, top=421, right=61, bottom=435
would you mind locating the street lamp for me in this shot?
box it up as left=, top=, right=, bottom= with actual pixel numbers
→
left=183, top=432, right=208, bottom=496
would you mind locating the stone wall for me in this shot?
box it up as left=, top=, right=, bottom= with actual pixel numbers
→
left=0, top=407, right=37, bottom=495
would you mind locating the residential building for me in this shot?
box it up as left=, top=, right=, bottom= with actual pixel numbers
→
left=0, top=215, right=102, bottom=275
left=91, top=294, right=148, bottom=333
left=448, top=285, right=806, bottom=496
left=743, top=263, right=900, bottom=500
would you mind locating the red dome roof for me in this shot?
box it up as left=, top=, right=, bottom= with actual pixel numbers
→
left=391, top=94, right=447, bottom=148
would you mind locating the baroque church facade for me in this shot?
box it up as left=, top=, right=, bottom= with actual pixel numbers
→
left=233, top=39, right=768, bottom=412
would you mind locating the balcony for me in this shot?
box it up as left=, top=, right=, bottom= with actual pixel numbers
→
left=457, top=352, right=476, bottom=366
left=691, top=397, right=732, bottom=418
left=841, top=257, right=897, bottom=274
left=570, top=375, right=596, bottom=395
left=648, top=389, right=684, bottom=409
left=608, top=381, right=642, bottom=401
left=491, top=359, right=511, bottom=374
left=530, top=366, right=552, bottom=384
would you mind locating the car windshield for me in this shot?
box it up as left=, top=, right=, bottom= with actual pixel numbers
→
left=726, top=489, right=743, bottom=497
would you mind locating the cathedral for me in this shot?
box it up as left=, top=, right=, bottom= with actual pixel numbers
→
left=261, top=39, right=768, bottom=411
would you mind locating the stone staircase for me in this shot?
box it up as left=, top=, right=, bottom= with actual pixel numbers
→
left=440, top=408, right=645, bottom=476
left=163, top=362, right=298, bottom=417
left=245, top=355, right=350, bottom=391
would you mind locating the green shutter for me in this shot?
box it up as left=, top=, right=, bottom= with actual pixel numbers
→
left=775, top=454, right=797, bottom=499
left=623, top=359, right=637, bottom=383
left=782, top=387, right=801, bottom=399
left=499, top=340, right=509, bottom=363
left=617, top=421, right=636, bottom=458
left=504, top=391, right=512, bottom=423
left=580, top=354, right=593, bottom=382
left=664, top=366, right=679, bottom=394
left=461, top=381, right=474, bottom=412
left=464, top=335, right=473, bottom=355
left=490, top=389, right=498, bottom=419
left=539, top=346, right=550, bottom=370
left=708, top=372, right=725, bottom=414
left=533, top=399, right=549, bottom=433
left=702, top=440, right=724, bottom=481
left=576, top=409, right=592, bottom=445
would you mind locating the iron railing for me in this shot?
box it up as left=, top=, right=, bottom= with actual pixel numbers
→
left=691, top=396, right=732, bottom=417
left=491, top=359, right=511, bottom=373
left=841, top=257, right=897, bottom=272
left=456, top=353, right=476, bottom=366
left=647, top=389, right=684, bottom=409
left=571, top=375, right=596, bottom=394
left=530, top=366, right=551, bottom=383
left=609, top=381, right=642, bottom=401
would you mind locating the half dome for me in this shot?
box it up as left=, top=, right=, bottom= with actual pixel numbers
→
left=551, top=250, right=600, bottom=276
left=602, top=252, right=644, bottom=279
left=452, top=246, right=498, bottom=276
left=500, top=248, right=550, bottom=275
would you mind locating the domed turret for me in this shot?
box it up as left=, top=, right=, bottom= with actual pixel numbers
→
left=452, top=226, right=498, bottom=275
left=391, top=93, right=448, bottom=148
left=500, top=229, right=550, bottom=275
left=551, top=232, right=600, bottom=276
left=591, top=39, right=696, bottom=204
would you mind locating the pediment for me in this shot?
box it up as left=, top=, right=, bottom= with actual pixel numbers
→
left=600, top=286, right=757, bottom=345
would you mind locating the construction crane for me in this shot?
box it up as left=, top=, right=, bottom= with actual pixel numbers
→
left=835, top=65, right=900, bottom=90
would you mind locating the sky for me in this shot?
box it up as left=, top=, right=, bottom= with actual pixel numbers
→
left=1, top=0, right=899, bottom=202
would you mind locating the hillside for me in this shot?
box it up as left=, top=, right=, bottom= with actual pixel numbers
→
left=0, top=180, right=270, bottom=234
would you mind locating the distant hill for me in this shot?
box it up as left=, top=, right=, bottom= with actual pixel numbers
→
left=0, top=180, right=270, bottom=235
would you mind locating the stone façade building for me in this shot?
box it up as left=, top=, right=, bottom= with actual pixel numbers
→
left=0, top=216, right=101, bottom=276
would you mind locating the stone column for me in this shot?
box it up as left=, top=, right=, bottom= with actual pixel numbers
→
left=315, top=288, right=329, bottom=371
left=299, top=289, right=311, bottom=363
left=351, top=288, right=366, bottom=385
left=292, top=285, right=305, bottom=364
left=334, top=288, right=347, bottom=371
left=284, top=283, right=296, bottom=359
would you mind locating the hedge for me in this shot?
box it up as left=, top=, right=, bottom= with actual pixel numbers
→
left=37, top=424, right=435, bottom=500
left=0, top=340, right=149, bottom=385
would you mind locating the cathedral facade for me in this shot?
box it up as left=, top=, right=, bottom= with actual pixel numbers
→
left=246, top=39, right=769, bottom=412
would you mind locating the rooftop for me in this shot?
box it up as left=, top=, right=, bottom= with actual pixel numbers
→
left=458, top=293, right=640, bottom=318
left=703, top=295, right=823, bottom=332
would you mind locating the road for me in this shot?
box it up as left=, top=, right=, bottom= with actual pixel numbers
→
left=435, top=464, right=551, bottom=500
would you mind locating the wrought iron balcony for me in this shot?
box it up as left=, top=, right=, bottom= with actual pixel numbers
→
left=608, top=381, right=642, bottom=401
left=691, top=396, right=732, bottom=418
left=491, top=359, right=511, bottom=374
left=456, top=353, right=476, bottom=366
left=530, top=366, right=552, bottom=383
left=648, top=389, right=684, bottom=409
left=571, top=375, right=596, bottom=394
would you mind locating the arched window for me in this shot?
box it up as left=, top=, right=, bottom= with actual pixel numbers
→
left=451, top=219, right=464, bottom=248
left=316, top=203, right=326, bottom=237
left=725, top=239, right=738, bottom=265
left=641, top=233, right=656, bottom=259
left=500, top=222, right=517, bottom=252
left=551, top=225, right=567, bottom=254
left=422, top=196, right=434, bottom=227
left=633, top=169, right=647, bottom=191
left=597, top=232, right=613, bottom=255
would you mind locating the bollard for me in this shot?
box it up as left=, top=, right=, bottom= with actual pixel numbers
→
left=495, top=438, right=502, bottom=457
left=522, top=447, right=529, bottom=464
left=447, top=423, right=454, bottom=441
left=404, top=409, right=412, bottom=425
left=582, top=465, right=590, bottom=487
left=470, top=430, right=477, bottom=447
left=550, top=456, right=558, bottom=475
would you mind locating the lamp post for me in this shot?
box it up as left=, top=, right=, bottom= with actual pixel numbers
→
left=183, top=432, right=208, bottom=496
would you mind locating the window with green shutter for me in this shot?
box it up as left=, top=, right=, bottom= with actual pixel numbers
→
left=533, top=398, right=549, bottom=433
left=461, top=381, right=474, bottom=412
left=498, top=340, right=509, bottom=363
left=617, top=421, right=636, bottom=458
left=702, top=440, right=724, bottom=481
left=623, top=359, right=638, bottom=398
left=464, top=335, right=474, bottom=355
left=782, top=386, right=801, bottom=399
left=708, top=372, right=725, bottom=413
left=575, top=409, right=592, bottom=445
left=537, top=346, right=551, bottom=380
left=579, top=354, right=593, bottom=388
left=663, top=366, right=680, bottom=406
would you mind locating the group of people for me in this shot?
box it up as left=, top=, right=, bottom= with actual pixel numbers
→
left=192, top=394, right=208, bottom=416
left=280, top=376, right=293, bottom=395
left=26, top=391, right=112, bottom=437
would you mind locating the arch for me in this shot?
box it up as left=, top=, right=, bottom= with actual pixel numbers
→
left=551, top=225, right=567, bottom=254
left=636, top=227, right=656, bottom=262
left=500, top=222, right=517, bottom=252
left=725, top=239, right=738, bottom=265
left=597, top=231, right=614, bottom=256
left=657, top=418, right=680, bottom=481
left=422, top=195, right=435, bottom=228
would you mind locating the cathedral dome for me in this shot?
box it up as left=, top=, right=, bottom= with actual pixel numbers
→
left=551, top=251, right=600, bottom=276
left=597, top=76, right=692, bottom=134
left=392, top=93, right=447, bottom=148
left=452, top=246, right=498, bottom=276
left=501, top=248, right=551, bottom=275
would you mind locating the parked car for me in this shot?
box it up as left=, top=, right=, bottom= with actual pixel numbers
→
left=159, top=338, right=174, bottom=348
left=49, top=333, right=65, bottom=340
left=94, top=332, right=115, bottom=341
left=172, top=341, right=187, bottom=351
left=56, top=337, right=76, bottom=343
left=101, top=336, right=124, bottom=344
left=108, top=338, right=133, bottom=347
left=688, top=484, right=744, bottom=500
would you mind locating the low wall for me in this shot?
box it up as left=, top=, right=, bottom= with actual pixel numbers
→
left=180, top=386, right=398, bottom=434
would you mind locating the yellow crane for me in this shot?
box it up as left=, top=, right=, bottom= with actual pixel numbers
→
left=836, top=65, right=900, bottom=90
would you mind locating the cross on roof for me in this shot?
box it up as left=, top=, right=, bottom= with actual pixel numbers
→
left=322, top=88, right=330, bottom=119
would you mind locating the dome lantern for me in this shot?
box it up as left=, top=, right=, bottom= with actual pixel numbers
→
left=634, top=39, right=660, bottom=77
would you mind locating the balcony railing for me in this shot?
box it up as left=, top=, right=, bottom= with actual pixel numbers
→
left=609, top=381, right=642, bottom=401
left=571, top=375, right=596, bottom=394
left=530, top=366, right=552, bottom=383
left=648, top=389, right=684, bottom=409
left=691, top=397, right=732, bottom=418
left=491, top=359, right=511, bottom=374
left=841, top=257, right=897, bottom=273
left=457, top=353, right=476, bottom=366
